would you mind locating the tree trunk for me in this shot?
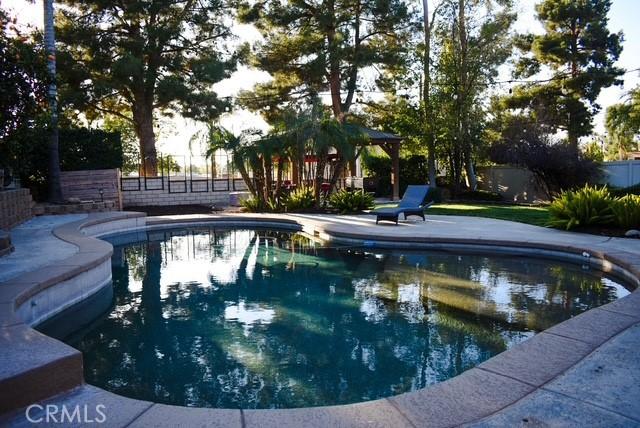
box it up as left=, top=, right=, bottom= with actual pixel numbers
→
left=44, top=0, right=63, bottom=203
left=232, top=153, right=257, bottom=197
left=567, top=19, right=579, bottom=154
left=423, top=0, right=437, bottom=188
left=275, top=157, right=284, bottom=199
left=328, top=156, right=347, bottom=194
left=457, top=0, right=477, bottom=190
left=132, top=101, right=158, bottom=176
left=314, top=148, right=328, bottom=208
left=464, top=151, right=477, bottom=190
left=263, top=155, right=273, bottom=201
left=326, top=0, right=344, bottom=121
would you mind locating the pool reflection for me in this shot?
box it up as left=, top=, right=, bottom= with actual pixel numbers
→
left=67, top=228, right=629, bottom=409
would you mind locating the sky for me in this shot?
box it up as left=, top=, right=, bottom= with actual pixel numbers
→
left=3, top=0, right=640, bottom=156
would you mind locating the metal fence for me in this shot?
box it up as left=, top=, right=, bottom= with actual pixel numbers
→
left=120, top=152, right=248, bottom=194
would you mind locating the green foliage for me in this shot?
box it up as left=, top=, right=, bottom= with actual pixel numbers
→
left=611, top=195, right=640, bottom=230
left=55, top=0, right=236, bottom=170
left=583, top=139, right=605, bottom=162
left=361, top=153, right=430, bottom=197
left=0, top=8, right=48, bottom=173
left=505, top=0, right=623, bottom=149
left=548, top=185, right=614, bottom=230
left=488, top=115, right=601, bottom=196
left=285, top=187, right=315, bottom=212
left=609, top=184, right=640, bottom=198
left=329, top=189, right=374, bottom=214
left=240, top=196, right=264, bottom=213
left=457, top=190, right=502, bottom=202
left=605, top=86, right=640, bottom=160
left=238, top=0, right=412, bottom=120
left=13, top=127, right=123, bottom=201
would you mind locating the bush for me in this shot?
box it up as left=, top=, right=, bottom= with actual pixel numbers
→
left=329, top=189, right=374, bottom=214
left=285, top=186, right=315, bottom=212
left=456, top=189, right=502, bottom=202
left=609, top=184, right=640, bottom=198
left=548, top=185, right=614, bottom=230
left=488, top=119, right=601, bottom=196
left=240, top=196, right=265, bottom=213
left=361, top=154, right=430, bottom=197
left=611, top=195, right=640, bottom=230
left=6, top=126, right=123, bottom=201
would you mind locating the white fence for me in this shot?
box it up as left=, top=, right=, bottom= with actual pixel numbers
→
left=600, top=161, right=640, bottom=188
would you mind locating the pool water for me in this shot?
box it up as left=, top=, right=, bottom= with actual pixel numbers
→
left=66, top=228, right=629, bottom=409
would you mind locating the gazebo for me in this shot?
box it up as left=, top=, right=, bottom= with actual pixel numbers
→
left=349, top=126, right=404, bottom=201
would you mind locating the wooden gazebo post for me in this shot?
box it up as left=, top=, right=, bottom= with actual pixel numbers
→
left=390, top=141, right=400, bottom=201
left=378, top=141, right=400, bottom=201
left=348, top=126, right=404, bottom=201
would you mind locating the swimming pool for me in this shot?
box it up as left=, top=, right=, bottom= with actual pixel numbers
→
left=63, top=227, right=630, bottom=409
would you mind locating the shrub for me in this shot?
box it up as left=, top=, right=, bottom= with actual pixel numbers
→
left=329, top=189, right=374, bottom=214
left=609, top=184, right=640, bottom=198
left=426, top=186, right=443, bottom=203
left=240, top=196, right=265, bottom=213
left=285, top=186, right=315, bottom=212
left=361, top=154, right=430, bottom=197
left=548, top=185, right=614, bottom=230
left=240, top=196, right=284, bottom=213
left=488, top=119, right=601, bottom=197
left=611, top=195, right=640, bottom=230
left=456, top=189, right=502, bottom=202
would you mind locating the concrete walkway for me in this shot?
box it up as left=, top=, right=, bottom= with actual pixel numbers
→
left=1, top=212, right=639, bottom=427
left=0, top=215, right=84, bottom=283
left=469, top=322, right=640, bottom=426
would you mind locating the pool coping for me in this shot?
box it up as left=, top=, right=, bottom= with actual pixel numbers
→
left=0, top=211, right=638, bottom=427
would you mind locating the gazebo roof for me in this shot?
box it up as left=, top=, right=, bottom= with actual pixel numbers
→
left=346, top=125, right=404, bottom=143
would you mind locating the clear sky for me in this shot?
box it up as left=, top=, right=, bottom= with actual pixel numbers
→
left=4, top=0, right=639, bottom=155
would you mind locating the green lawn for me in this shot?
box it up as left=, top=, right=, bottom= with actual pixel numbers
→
left=376, top=203, right=550, bottom=226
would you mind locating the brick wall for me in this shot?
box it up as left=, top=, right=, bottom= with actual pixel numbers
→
left=60, top=169, right=122, bottom=209
left=121, top=177, right=244, bottom=207
left=0, top=189, right=33, bottom=230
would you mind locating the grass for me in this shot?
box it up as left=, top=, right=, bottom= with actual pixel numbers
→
left=376, top=202, right=550, bottom=226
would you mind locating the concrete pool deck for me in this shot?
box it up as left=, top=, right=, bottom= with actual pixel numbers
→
left=0, top=212, right=639, bottom=427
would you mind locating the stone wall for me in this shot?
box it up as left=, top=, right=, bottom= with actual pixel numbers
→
left=121, top=177, right=246, bottom=207
left=60, top=169, right=122, bottom=209
left=0, top=189, right=33, bottom=230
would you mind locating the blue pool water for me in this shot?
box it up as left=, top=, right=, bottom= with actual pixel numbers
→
left=64, top=228, right=629, bottom=409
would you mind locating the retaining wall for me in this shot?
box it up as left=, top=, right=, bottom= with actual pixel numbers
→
left=0, top=189, right=33, bottom=230
left=60, top=169, right=122, bottom=209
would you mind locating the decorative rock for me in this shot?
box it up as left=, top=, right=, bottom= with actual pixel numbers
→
left=624, top=229, right=640, bottom=238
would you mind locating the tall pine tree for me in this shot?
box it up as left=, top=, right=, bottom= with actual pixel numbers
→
left=55, top=1, right=237, bottom=175
left=506, top=0, right=623, bottom=152
left=238, top=0, right=413, bottom=122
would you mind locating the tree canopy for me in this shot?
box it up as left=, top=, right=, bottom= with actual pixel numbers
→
left=55, top=0, right=238, bottom=174
left=237, top=0, right=414, bottom=121
left=505, top=0, right=624, bottom=151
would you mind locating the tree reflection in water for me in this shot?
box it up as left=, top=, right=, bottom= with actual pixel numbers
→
left=70, top=228, right=630, bottom=409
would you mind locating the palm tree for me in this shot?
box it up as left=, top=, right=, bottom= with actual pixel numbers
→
left=43, top=0, right=63, bottom=202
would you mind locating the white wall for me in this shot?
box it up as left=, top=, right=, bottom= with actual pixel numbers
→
left=600, top=161, right=640, bottom=188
